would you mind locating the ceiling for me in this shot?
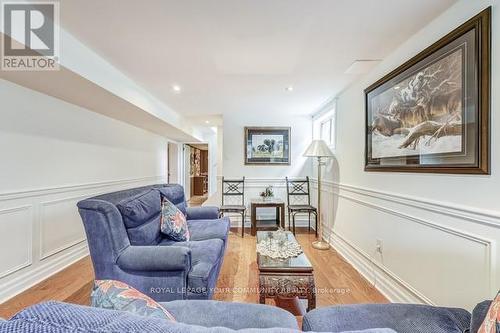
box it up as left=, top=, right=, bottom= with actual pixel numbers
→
left=60, top=0, right=456, bottom=118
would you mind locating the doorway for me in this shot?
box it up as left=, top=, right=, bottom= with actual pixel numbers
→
left=167, top=142, right=179, bottom=184
left=184, top=143, right=209, bottom=206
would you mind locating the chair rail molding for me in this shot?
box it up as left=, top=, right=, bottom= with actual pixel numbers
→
left=309, top=179, right=500, bottom=229
left=310, top=178, right=498, bottom=309
left=0, top=175, right=166, bottom=201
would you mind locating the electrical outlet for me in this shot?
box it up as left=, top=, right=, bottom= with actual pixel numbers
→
left=375, top=239, right=383, bottom=254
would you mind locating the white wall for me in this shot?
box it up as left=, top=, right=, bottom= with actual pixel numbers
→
left=323, top=0, right=499, bottom=310
left=207, top=129, right=218, bottom=195
left=223, top=111, right=312, bottom=179
left=0, top=79, right=168, bottom=302
left=221, top=111, right=313, bottom=224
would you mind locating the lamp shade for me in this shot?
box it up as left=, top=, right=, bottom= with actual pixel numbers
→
left=303, top=140, right=334, bottom=157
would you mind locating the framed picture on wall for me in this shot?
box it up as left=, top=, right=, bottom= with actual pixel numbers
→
left=244, top=127, right=291, bottom=165
left=365, top=7, right=490, bottom=174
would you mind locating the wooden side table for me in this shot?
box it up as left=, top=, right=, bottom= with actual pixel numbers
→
left=250, top=199, right=285, bottom=236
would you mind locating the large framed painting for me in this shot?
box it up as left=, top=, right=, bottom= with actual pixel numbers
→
left=245, top=127, right=291, bottom=165
left=365, top=8, right=490, bottom=174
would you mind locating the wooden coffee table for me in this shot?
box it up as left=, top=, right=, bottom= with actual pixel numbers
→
left=257, top=231, right=316, bottom=312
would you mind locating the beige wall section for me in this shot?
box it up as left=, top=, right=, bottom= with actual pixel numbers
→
left=0, top=79, right=168, bottom=302
left=320, top=0, right=499, bottom=310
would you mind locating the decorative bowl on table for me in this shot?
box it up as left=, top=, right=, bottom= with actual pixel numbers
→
left=256, top=228, right=303, bottom=259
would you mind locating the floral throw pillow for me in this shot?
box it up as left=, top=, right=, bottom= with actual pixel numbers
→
left=160, top=198, right=190, bottom=241
left=91, top=280, right=175, bottom=322
left=479, top=292, right=500, bottom=333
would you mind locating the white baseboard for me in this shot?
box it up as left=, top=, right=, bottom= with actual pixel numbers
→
left=323, top=226, right=434, bottom=305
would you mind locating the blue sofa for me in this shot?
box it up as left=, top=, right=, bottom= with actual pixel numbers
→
left=302, top=301, right=493, bottom=333
left=77, top=184, right=230, bottom=302
left=0, top=301, right=395, bottom=332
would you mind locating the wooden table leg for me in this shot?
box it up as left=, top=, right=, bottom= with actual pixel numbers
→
left=280, top=204, right=285, bottom=229
left=259, top=275, right=266, bottom=304
left=275, top=207, right=279, bottom=226
left=251, top=204, right=257, bottom=236
left=307, top=275, right=316, bottom=312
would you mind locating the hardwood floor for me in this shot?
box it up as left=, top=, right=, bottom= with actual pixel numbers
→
left=187, top=195, right=208, bottom=207
left=0, top=256, right=94, bottom=319
left=214, top=229, right=388, bottom=315
left=0, top=228, right=387, bottom=323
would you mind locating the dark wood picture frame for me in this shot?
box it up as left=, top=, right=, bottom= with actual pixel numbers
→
left=245, top=127, right=291, bottom=165
left=365, top=7, right=490, bottom=174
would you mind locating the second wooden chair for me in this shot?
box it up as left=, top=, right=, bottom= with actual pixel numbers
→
left=285, top=176, right=318, bottom=236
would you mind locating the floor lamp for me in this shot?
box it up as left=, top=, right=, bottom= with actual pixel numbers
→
left=304, top=140, right=334, bottom=250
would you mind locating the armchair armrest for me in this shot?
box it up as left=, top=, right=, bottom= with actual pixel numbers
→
left=117, top=245, right=191, bottom=271
left=471, top=300, right=492, bottom=333
left=186, top=206, right=220, bottom=220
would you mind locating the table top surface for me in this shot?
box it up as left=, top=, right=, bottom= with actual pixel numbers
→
left=256, top=231, right=313, bottom=272
left=250, top=197, right=284, bottom=205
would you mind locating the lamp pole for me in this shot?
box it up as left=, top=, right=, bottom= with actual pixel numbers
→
left=303, top=139, right=333, bottom=250
left=312, top=156, right=330, bottom=250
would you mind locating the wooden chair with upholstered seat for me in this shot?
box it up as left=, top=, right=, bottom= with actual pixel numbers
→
left=219, top=177, right=246, bottom=237
left=285, top=176, right=318, bottom=236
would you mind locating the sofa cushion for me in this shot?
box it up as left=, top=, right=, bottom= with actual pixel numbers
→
left=159, top=238, right=224, bottom=294
left=187, top=217, right=230, bottom=243
left=478, top=292, right=500, bottom=333
left=302, top=303, right=471, bottom=333
left=158, top=185, right=187, bottom=216
left=160, top=300, right=299, bottom=330
left=2, top=301, right=305, bottom=332
left=472, top=301, right=493, bottom=333
left=117, top=189, right=161, bottom=228
left=161, top=198, right=190, bottom=241
left=91, top=280, right=176, bottom=321
left=117, top=189, right=162, bottom=245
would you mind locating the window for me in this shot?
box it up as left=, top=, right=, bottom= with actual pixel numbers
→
left=312, top=100, right=336, bottom=150
left=320, top=118, right=332, bottom=144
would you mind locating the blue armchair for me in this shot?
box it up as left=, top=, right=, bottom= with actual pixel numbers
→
left=77, top=184, right=230, bottom=302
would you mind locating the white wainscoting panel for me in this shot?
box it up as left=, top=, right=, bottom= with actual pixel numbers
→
left=0, top=205, right=33, bottom=279
left=40, top=196, right=88, bottom=260
left=310, top=178, right=499, bottom=310
left=0, top=176, right=165, bottom=303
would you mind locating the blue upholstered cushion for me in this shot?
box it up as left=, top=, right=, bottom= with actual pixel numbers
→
left=1, top=301, right=306, bottom=332
left=159, top=238, right=224, bottom=294
left=186, top=206, right=220, bottom=220
left=160, top=300, right=299, bottom=330
left=160, top=198, right=190, bottom=241
left=91, top=280, right=176, bottom=321
left=116, top=189, right=162, bottom=245
left=117, top=189, right=161, bottom=228
left=158, top=185, right=187, bottom=215
left=472, top=301, right=493, bottom=333
left=302, top=303, right=471, bottom=333
left=187, top=217, right=230, bottom=243
left=477, top=292, right=500, bottom=333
